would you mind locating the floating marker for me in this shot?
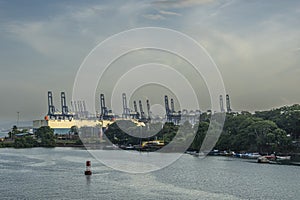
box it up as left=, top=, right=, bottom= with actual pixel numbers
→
left=84, top=160, right=92, bottom=175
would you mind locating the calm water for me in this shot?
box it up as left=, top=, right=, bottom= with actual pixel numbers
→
left=0, top=148, right=299, bottom=200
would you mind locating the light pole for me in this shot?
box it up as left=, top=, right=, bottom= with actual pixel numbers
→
left=17, top=112, right=20, bottom=127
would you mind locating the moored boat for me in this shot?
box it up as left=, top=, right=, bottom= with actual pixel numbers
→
left=257, top=155, right=291, bottom=164
left=246, top=153, right=261, bottom=159
left=257, top=156, right=270, bottom=163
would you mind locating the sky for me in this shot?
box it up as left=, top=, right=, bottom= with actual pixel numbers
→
left=0, top=0, right=300, bottom=127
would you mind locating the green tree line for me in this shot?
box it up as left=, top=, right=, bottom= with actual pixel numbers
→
left=12, top=126, right=56, bottom=148
left=104, top=104, right=299, bottom=153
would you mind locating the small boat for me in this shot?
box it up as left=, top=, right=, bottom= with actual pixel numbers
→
left=208, top=149, right=220, bottom=156
left=263, top=155, right=276, bottom=160
left=185, top=151, right=199, bottom=156
left=257, top=156, right=270, bottom=163
left=276, top=156, right=291, bottom=160
left=233, top=152, right=261, bottom=159
left=246, top=153, right=261, bottom=159
left=273, top=156, right=291, bottom=165
left=257, top=155, right=291, bottom=164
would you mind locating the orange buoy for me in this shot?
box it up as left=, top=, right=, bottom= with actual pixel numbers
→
left=84, top=161, right=92, bottom=175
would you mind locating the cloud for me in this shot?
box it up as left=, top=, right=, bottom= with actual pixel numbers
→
left=143, top=10, right=182, bottom=20
left=159, top=10, right=182, bottom=16
left=6, top=21, right=65, bottom=57
left=152, top=0, right=215, bottom=8
left=293, top=48, right=300, bottom=52
left=210, top=0, right=235, bottom=16
left=67, top=4, right=106, bottom=20
left=167, top=0, right=300, bottom=111
left=3, top=2, right=150, bottom=57
left=194, top=25, right=300, bottom=110
left=143, top=9, right=182, bottom=21
left=0, top=0, right=300, bottom=122
left=143, top=14, right=166, bottom=20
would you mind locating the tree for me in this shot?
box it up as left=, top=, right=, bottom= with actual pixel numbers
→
left=255, top=104, right=300, bottom=139
left=12, top=125, right=18, bottom=133
left=14, top=136, right=37, bottom=148
left=103, top=121, right=141, bottom=145
left=35, top=126, right=56, bottom=147
left=70, top=126, right=79, bottom=135
left=190, top=122, right=209, bottom=150
left=210, top=110, right=293, bottom=153
left=8, top=125, right=20, bottom=139
left=158, top=122, right=178, bottom=144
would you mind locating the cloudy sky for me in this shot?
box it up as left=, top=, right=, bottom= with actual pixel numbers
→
left=0, top=0, right=300, bottom=126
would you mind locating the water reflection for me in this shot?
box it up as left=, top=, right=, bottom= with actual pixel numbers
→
left=85, top=174, right=91, bottom=185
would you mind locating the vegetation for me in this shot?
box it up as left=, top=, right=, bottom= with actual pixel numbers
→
left=104, top=121, right=178, bottom=145
left=35, top=126, right=56, bottom=147
left=8, top=125, right=28, bottom=139
left=6, top=126, right=56, bottom=148
left=70, top=125, right=79, bottom=135
left=14, top=136, right=38, bottom=148
left=190, top=121, right=209, bottom=150
left=0, top=141, right=13, bottom=148
left=1, top=104, right=299, bottom=153
left=104, top=104, right=300, bottom=153
left=214, top=114, right=293, bottom=153
left=254, top=104, right=300, bottom=139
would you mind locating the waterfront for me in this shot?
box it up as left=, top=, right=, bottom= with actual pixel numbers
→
left=0, top=148, right=299, bottom=200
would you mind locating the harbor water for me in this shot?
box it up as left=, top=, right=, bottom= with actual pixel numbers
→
left=0, top=147, right=299, bottom=200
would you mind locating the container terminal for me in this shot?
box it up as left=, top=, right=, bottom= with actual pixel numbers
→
left=33, top=91, right=232, bottom=135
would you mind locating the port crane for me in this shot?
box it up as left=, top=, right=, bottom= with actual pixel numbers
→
left=60, top=92, right=73, bottom=120
left=139, top=100, right=148, bottom=123
left=164, top=95, right=181, bottom=124
left=122, top=93, right=130, bottom=119
left=226, top=94, right=232, bottom=112
left=219, top=95, right=225, bottom=112
left=100, top=93, right=115, bottom=120
left=131, top=100, right=140, bottom=119
left=47, top=91, right=56, bottom=119
left=121, top=93, right=151, bottom=123
left=146, top=99, right=151, bottom=122
left=47, top=91, right=73, bottom=120
left=122, top=93, right=140, bottom=119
